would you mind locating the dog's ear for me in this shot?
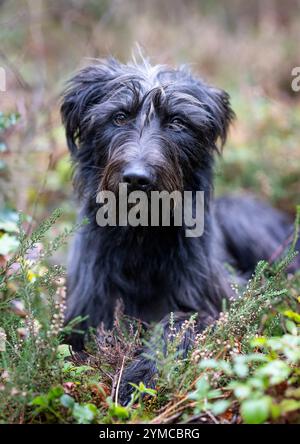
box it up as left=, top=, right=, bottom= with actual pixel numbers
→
left=202, top=86, right=235, bottom=150
left=189, top=75, right=235, bottom=150
left=61, top=61, right=115, bottom=156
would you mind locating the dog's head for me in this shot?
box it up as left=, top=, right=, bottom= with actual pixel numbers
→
left=61, top=58, right=234, bottom=197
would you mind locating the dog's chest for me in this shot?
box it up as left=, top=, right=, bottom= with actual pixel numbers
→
left=105, top=230, right=201, bottom=321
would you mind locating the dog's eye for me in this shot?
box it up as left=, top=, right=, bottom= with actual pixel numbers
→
left=113, top=112, right=128, bottom=126
left=168, top=117, right=185, bottom=130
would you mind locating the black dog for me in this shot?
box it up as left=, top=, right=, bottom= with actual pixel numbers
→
left=61, top=58, right=298, bottom=402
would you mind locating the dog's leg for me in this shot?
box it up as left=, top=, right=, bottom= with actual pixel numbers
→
left=118, top=311, right=215, bottom=405
left=64, top=225, right=116, bottom=349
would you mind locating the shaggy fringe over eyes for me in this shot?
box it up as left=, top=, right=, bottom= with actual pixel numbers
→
left=60, top=58, right=235, bottom=158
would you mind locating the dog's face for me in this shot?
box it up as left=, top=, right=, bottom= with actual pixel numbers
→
left=61, top=58, right=234, bottom=197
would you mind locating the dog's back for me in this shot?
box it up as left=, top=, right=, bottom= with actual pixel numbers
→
left=214, top=194, right=298, bottom=274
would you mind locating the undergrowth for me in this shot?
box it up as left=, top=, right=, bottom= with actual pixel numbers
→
left=0, top=207, right=299, bottom=424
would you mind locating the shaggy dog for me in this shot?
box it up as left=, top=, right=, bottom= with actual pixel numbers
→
left=61, top=57, right=298, bottom=402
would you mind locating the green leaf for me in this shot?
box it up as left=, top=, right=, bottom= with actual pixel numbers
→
left=57, top=344, right=71, bottom=360
left=279, top=399, right=300, bottom=413
left=210, top=400, right=231, bottom=415
left=60, top=394, right=75, bottom=409
left=30, top=395, right=48, bottom=408
left=229, top=382, right=252, bottom=400
left=248, top=376, right=268, bottom=391
left=285, top=320, right=298, bottom=336
left=47, top=386, right=64, bottom=401
left=266, top=335, right=300, bottom=363
left=270, top=403, right=281, bottom=420
left=233, top=357, right=249, bottom=378
left=129, top=381, right=156, bottom=397
left=251, top=337, right=267, bottom=347
left=73, top=403, right=97, bottom=424
left=257, top=360, right=291, bottom=385
left=207, top=389, right=222, bottom=399
left=108, top=404, right=130, bottom=420
left=241, top=397, right=271, bottom=424
left=284, top=310, right=300, bottom=324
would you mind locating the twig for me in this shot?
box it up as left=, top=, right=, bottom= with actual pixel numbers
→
left=268, top=232, right=294, bottom=264
left=150, top=395, right=190, bottom=423
left=206, top=410, right=219, bottom=424
left=114, top=356, right=126, bottom=406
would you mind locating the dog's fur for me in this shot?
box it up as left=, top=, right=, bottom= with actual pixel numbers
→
left=61, top=58, right=298, bottom=402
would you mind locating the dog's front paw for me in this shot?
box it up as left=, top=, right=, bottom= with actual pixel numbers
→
left=118, top=356, right=157, bottom=405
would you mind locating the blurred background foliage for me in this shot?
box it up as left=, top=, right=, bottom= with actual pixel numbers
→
left=0, top=0, right=300, bottom=264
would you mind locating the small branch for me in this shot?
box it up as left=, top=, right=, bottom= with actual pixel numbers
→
left=206, top=410, right=219, bottom=424
left=114, top=356, right=126, bottom=406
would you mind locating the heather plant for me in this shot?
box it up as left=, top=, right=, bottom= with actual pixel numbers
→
left=142, top=208, right=300, bottom=424
left=0, top=208, right=82, bottom=422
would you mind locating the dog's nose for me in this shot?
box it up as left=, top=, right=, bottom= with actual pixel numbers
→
left=122, top=165, right=152, bottom=190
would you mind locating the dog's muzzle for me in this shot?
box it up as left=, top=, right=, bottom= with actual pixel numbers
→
left=122, top=161, right=154, bottom=191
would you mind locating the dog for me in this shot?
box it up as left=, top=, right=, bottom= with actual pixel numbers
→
left=61, top=57, right=299, bottom=403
